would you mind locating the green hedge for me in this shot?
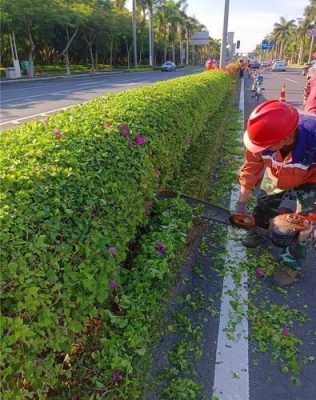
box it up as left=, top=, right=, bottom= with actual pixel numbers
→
left=0, top=71, right=232, bottom=398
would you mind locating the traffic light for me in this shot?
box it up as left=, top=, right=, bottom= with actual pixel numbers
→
left=236, top=40, right=240, bottom=49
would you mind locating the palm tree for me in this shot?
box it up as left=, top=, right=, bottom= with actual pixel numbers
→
left=273, top=17, right=296, bottom=59
left=304, top=1, right=316, bottom=63
left=305, top=0, right=316, bottom=22
left=296, top=19, right=312, bottom=64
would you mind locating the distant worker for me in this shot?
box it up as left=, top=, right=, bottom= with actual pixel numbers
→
left=304, top=64, right=316, bottom=114
left=255, top=71, right=264, bottom=85
left=206, top=58, right=216, bottom=71
left=251, top=71, right=263, bottom=92
left=236, top=100, right=316, bottom=286
left=239, top=59, right=246, bottom=78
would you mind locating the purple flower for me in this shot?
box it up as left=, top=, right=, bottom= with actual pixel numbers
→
left=282, top=327, right=289, bottom=337
left=255, top=268, right=265, bottom=278
left=117, top=123, right=130, bottom=137
left=53, top=128, right=63, bottom=139
left=108, top=246, right=117, bottom=257
left=155, top=240, right=166, bottom=256
left=112, top=371, right=123, bottom=382
left=110, top=280, right=118, bottom=289
left=135, top=133, right=147, bottom=145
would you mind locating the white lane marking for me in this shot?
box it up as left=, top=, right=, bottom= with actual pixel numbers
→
left=0, top=76, right=118, bottom=93
left=285, top=78, right=298, bottom=84
left=213, top=77, right=249, bottom=400
left=0, top=81, right=142, bottom=114
left=1, top=83, right=110, bottom=103
left=1, top=92, right=55, bottom=104
left=0, top=68, right=201, bottom=126
left=1, top=76, right=171, bottom=104
left=0, top=106, right=73, bottom=126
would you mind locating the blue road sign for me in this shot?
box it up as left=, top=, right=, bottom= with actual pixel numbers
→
left=261, top=40, right=273, bottom=50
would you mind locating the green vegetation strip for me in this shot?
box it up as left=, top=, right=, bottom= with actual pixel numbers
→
left=0, top=71, right=232, bottom=399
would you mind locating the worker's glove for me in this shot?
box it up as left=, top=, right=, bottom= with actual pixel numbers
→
left=235, top=201, right=247, bottom=214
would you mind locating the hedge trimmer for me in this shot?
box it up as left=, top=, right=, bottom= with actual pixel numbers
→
left=156, top=191, right=316, bottom=247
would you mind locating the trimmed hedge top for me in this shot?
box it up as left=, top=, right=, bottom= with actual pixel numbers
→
left=0, top=71, right=232, bottom=398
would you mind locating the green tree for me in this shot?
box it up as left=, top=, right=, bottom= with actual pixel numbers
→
left=1, top=0, right=58, bottom=76
left=273, top=17, right=296, bottom=59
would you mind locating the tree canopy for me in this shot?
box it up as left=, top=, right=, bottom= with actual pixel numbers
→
left=0, top=0, right=219, bottom=73
left=259, top=0, right=316, bottom=64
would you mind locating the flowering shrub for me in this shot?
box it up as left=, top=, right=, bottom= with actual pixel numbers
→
left=224, top=63, right=239, bottom=75
left=0, top=71, right=232, bottom=398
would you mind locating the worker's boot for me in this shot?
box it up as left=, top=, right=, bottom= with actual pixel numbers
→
left=242, top=231, right=265, bottom=248
left=273, top=267, right=303, bottom=287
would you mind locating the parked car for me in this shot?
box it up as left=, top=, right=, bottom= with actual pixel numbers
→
left=272, top=60, right=287, bottom=72
left=249, top=61, right=260, bottom=69
left=161, top=61, right=176, bottom=72
left=260, top=61, right=269, bottom=67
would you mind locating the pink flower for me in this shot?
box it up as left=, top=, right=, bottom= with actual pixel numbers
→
left=155, top=240, right=166, bottom=256
left=282, top=327, right=289, bottom=337
left=112, top=371, right=123, bottom=382
left=135, top=133, right=147, bottom=145
left=117, top=123, right=130, bottom=137
left=255, top=268, right=265, bottom=278
left=53, top=128, right=63, bottom=139
left=108, top=247, right=117, bottom=257
left=110, top=280, right=118, bottom=289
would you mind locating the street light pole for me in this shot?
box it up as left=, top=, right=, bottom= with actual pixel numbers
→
left=132, top=0, right=138, bottom=67
left=220, top=0, right=230, bottom=68
left=148, top=7, right=153, bottom=66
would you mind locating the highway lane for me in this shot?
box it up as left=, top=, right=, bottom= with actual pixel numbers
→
left=244, top=67, right=316, bottom=400
left=0, top=66, right=202, bottom=129
left=246, top=66, right=305, bottom=109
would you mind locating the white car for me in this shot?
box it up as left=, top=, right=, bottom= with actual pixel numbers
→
left=161, top=61, right=176, bottom=72
left=272, top=61, right=287, bottom=72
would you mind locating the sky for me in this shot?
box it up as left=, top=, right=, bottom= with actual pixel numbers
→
left=126, top=0, right=309, bottom=53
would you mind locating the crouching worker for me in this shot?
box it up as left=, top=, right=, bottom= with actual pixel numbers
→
left=236, top=100, right=316, bottom=286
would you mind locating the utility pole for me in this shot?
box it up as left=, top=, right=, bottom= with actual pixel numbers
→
left=148, top=7, right=153, bottom=66
left=132, top=0, right=138, bottom=67
left=186, top=27, right=189, bottom=65
left=219, top=0, right=230, bottom=68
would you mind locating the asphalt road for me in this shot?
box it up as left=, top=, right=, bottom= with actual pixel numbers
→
left=245, top=67, right=316, bottom=400
left=0, top=67, right=202, bottom=130
left=146, top=67, right=316, bottom=400
left=245, top=66, right=306, bottom=110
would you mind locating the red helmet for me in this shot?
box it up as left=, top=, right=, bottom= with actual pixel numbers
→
left=244, top=100, right=299, bottom=153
